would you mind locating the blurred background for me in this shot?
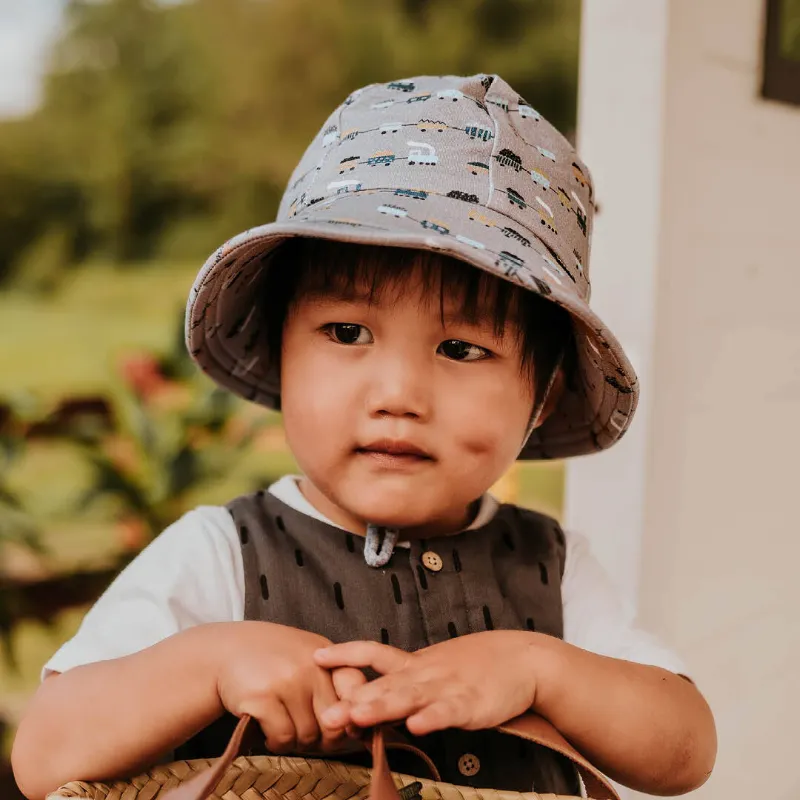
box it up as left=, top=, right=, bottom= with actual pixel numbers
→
left=1, top=1, right=799, bottom=799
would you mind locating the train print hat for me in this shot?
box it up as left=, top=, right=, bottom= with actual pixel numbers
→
left=186, top=74, right=638, bottom=460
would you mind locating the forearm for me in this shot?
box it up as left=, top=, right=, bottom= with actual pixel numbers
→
left=530, top=634, right=717, bottom=795
left=11, top=623, right=231, bottom=800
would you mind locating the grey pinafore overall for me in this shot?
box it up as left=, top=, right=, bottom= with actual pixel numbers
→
left=176, top=491, right=581, bottom=796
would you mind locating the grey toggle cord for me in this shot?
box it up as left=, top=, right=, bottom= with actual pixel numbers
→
left=364, top=523, right=400, bottom=567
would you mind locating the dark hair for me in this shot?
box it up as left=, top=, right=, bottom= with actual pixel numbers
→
left=261, top=239, right=574, bottom=408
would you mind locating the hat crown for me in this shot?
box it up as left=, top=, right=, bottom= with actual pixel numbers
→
left=279, top=74, right=594, bottom=299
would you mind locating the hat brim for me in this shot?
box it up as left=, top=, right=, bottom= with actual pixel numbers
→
left=186, top=191, right=638, bottom=459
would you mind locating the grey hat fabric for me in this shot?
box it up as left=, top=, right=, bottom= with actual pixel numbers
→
left=186, top=74, right=638, bottom=460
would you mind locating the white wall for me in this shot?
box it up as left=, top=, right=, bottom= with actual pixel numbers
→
left=566, top=0, right=671, bottom=608
left=569, top=1, right=800, bottom=797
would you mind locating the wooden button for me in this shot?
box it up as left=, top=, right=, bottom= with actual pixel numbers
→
left=421, top=551, right=443, bottom=572
left=458, top=753, right=480, bottom=776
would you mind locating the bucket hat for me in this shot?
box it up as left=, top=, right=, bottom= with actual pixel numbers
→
left=186, top=74, right=638, bottom=460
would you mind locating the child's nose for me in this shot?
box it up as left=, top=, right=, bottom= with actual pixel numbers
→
left=366, top=354, right=431, bottom=420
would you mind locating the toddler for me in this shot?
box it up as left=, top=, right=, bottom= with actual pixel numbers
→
left=12, top=74, right=716, bottom=800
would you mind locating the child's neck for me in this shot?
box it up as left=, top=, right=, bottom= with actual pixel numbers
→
left=297, top=477, right=480, bottom=540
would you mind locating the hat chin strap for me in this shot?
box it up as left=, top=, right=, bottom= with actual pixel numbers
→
left=520, top=349, right=565, bottom=455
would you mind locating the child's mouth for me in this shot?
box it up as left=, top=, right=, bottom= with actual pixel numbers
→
left=355, top=439, right=434, bottom=466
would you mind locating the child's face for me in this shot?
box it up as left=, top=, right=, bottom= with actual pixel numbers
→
left=280, top=265, right=536, bottom=537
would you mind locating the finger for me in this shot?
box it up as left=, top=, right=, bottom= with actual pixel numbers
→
left=319, top=699, right=351, bottom=731
left=330, top=668, right=367, bottom=741
left=406, top=699, right=463, bottom=736
left=318, top=703, right=365, bottom=743
left=256, top=695, right=297, bottom=754
left=339, top=670, right=411, bottom=708
left=348, top=675, right=431, bottom=727
left=331, top=666, right=368, bottom=701
left=314, top=641, right=411, bottom=675
left=320, top=670, right=383, bottom=730
left=283, top=687, right=322, bottom=751
left=313, top=671, right=350, bottom=749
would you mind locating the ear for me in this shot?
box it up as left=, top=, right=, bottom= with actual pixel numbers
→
left=531, top=366, right=566, bottom=429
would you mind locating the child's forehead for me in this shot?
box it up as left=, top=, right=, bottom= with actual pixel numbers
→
left=300, top=261, right=518, bottom=325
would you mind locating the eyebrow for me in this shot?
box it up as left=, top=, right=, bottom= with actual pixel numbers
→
left=304, top=286, right=376, bottom=305
left=310, top=290, right=493, bottom=320
left=305, top=283, right=515, bottom=339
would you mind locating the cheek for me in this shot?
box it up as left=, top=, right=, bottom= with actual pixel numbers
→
left=444, top=368, right=533, bottom=461
left=280, top=338, right=355, bottom=464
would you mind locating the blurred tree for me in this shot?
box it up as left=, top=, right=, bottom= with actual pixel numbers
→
left=0, top=115, right=85, bottom=289
left=39, top=0, right=212, bottom=261
left=782, top=0, right=800, bottom=58
left=0, top=0, right=580, bottom=283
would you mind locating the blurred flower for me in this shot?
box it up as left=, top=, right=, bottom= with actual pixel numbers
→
left=117, top=516, right=148, bottom=552
left=102, top=434, right=140, bottom=473
left=119, top=353, right=170, bottom=402
left=147, top=381, right=193, bottom=413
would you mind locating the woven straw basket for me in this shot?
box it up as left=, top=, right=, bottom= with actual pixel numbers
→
left=47, top=714, right=619, bottom=800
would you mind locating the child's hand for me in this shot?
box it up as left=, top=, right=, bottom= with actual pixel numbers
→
left=313, top=631, right=541, bottom=735
left=216, top=621, right=367, bottom=753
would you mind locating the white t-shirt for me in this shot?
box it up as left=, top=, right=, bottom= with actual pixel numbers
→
left=43, top=476, right=686, bottom=678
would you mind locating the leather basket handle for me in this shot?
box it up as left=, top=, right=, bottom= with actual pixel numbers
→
left=498, top=714, right=619, bottom=800
left=158, top=713, right=257, bottom=800
left=161, top=713, right=620, bottom=800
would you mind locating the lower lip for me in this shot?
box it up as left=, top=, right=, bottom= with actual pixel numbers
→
left=356, top=450, right=433, bottom=468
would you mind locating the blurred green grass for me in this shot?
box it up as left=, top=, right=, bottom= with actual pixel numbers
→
left=0, top=262, right=197, bottom=397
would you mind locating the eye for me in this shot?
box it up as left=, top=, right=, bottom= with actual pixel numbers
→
left=324, top=323, right=374, bottom=345
left=438, top=339, right=490, bottom=362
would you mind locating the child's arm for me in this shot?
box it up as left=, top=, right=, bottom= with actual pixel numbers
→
left=12, top=624, right=223, bottom=799
left=12, top=621, right=364, bottom=800
left=524, top=635, right=716, bottom=795
left=314, top=632, right=716, bottom=796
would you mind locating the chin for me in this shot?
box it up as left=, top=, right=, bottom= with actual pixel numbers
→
left=353, top=503, right=430, bottom=530
left=344, top=487, right=440, bottom=530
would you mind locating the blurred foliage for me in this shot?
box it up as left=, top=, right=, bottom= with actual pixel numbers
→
left=0, top=316, right=272, bottom=666
left=2, top=315, right=268, bottom=555
left=70, top=323, right=267, bottom=544
left=0, top=0, right=580, bottom=286
left=0, top=405, right=43, bottom=560
left=782, top=0, right=800, bottom=59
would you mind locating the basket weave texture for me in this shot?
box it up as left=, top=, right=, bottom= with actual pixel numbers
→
left=47, top=753, right=583, bottom=800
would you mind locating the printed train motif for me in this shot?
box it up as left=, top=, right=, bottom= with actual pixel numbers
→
left=280, top=75, right=593, bottom=300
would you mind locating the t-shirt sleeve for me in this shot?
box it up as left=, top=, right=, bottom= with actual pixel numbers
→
left=42, top=505, right=244, bottom=679
left=561, top=530, right=688, bottom=675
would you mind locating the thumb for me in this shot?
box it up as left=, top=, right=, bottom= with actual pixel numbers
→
left=331, top=666, right=367, bottom=701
